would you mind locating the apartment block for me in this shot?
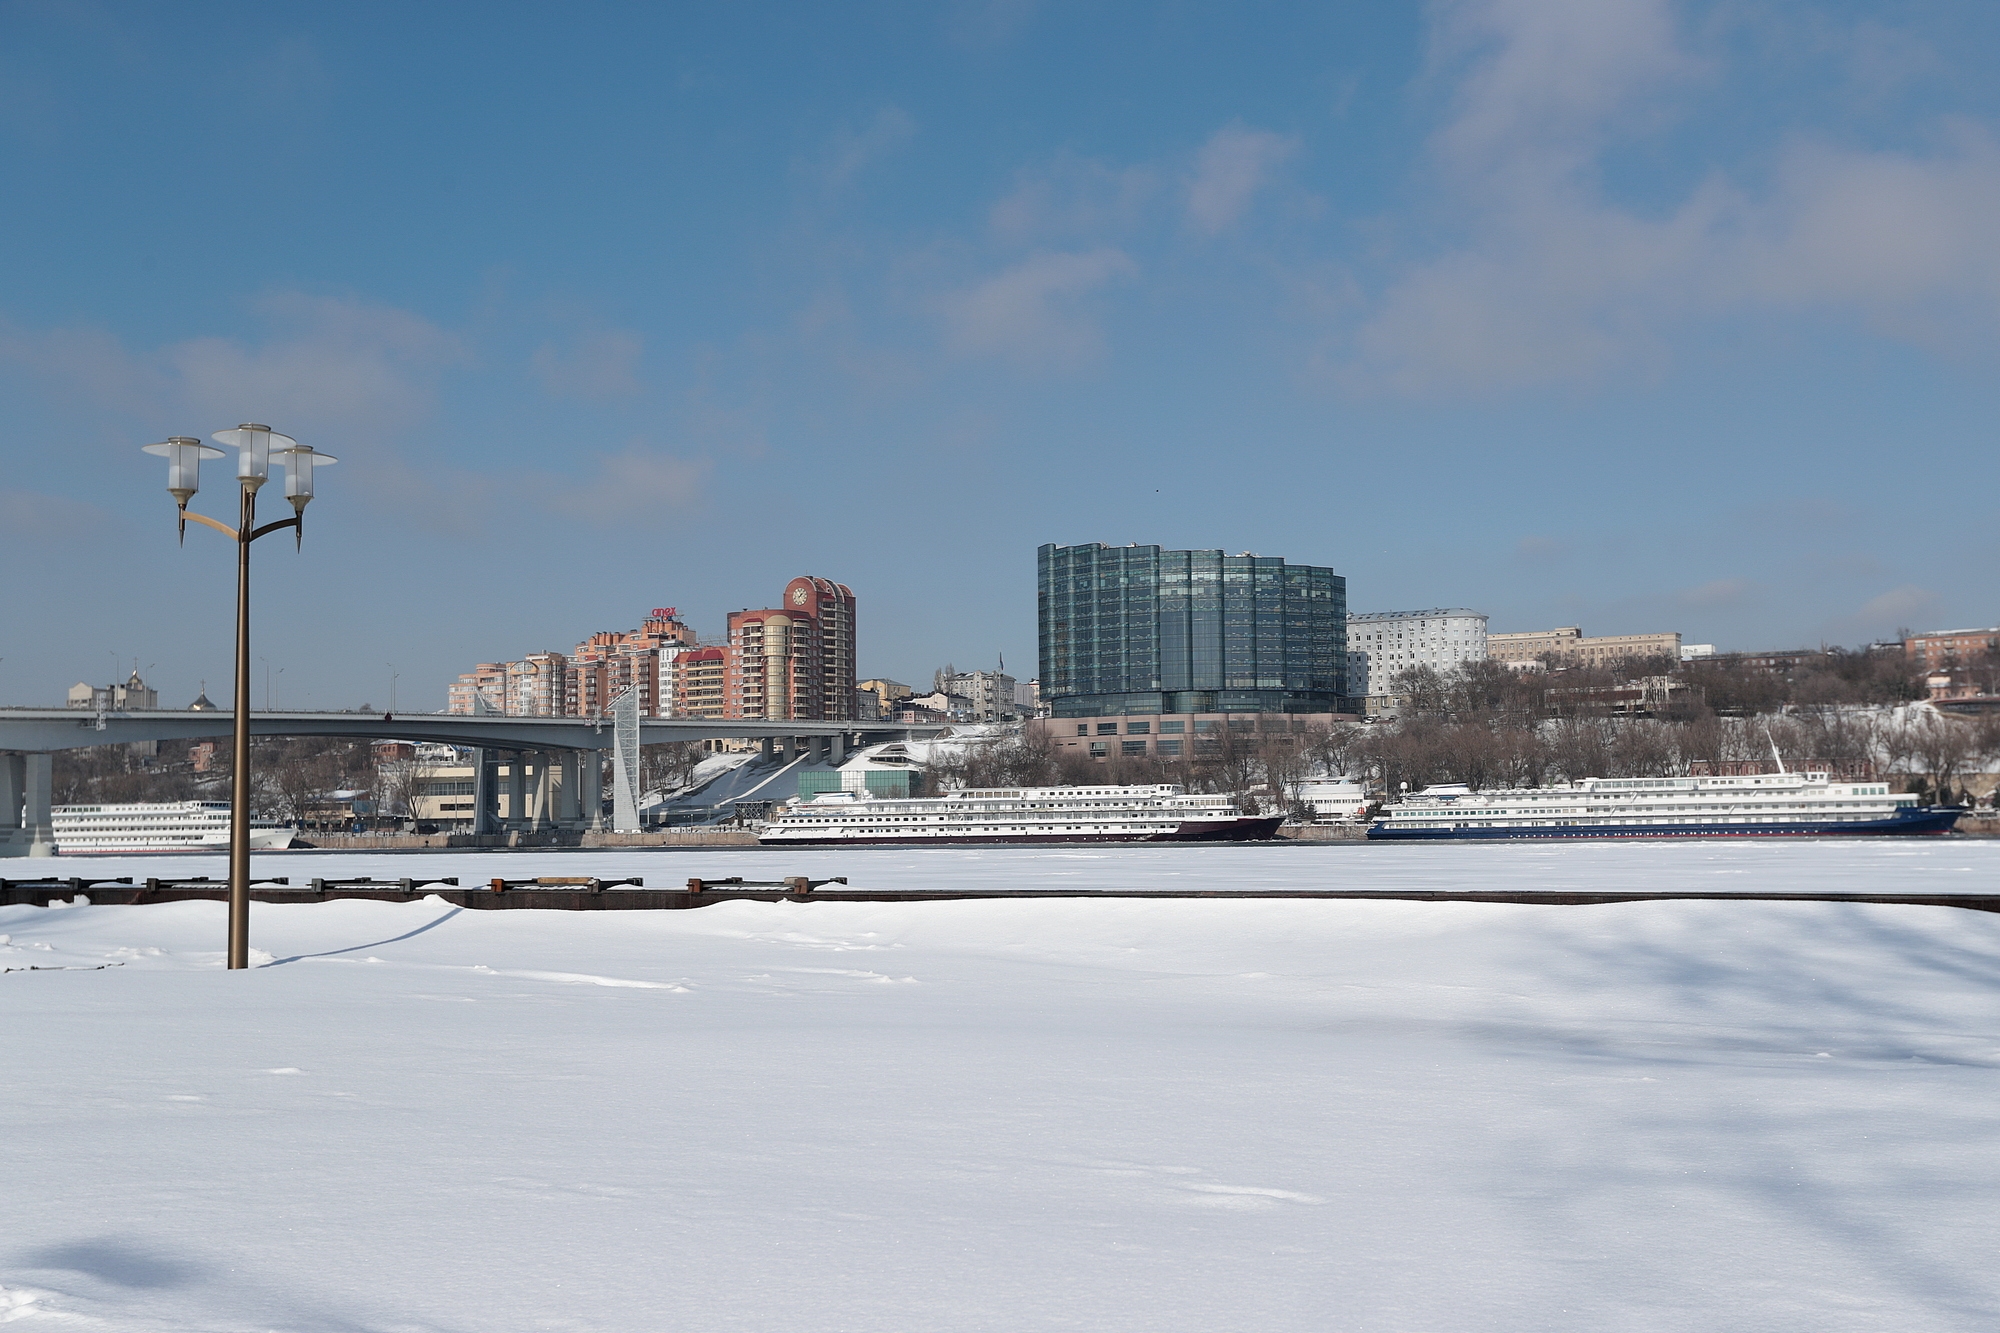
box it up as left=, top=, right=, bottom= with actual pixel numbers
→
left=1487, top=626, right=1682, bottom=669
left=1346, top=609, right=1488, bottom=697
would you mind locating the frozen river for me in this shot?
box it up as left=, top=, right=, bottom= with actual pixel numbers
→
left=6, top=839, right=2000, bottom=1330
left=33, top=833, right=2000, bottom=897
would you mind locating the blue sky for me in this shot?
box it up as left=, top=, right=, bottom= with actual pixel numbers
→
left=4, top=1, right=1998, bottom=710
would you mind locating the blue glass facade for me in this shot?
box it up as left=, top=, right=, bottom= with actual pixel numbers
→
left=1037, top=543, right=1348, bottom=718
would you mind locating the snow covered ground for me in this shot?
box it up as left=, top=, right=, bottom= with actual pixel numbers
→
left=7, top=842, right=2000, bottom=1331
left=19, top=834, right=2000, bottom=898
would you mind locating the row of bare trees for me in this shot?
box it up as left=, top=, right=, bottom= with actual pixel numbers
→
left=918, top=702, right=1998, bottom=812
left=923, top=719, right=1337, bottom=815
left=1388, top=647, right=1952, bottom=725
left=54, top=735, right=385, bottom=825
left=1344, top=709, right=1999, bottom=805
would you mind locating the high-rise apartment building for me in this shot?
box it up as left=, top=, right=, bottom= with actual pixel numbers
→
left=446, top=589, right=855, bottom=723
left=447, top=663, right=507, bottom=714
left=1037, top=543, right=1347, bottom=718
left=567, top=611, right=697, bottom=718
left=672, top=647, right=727, bottom=719
left=449, top=610, right=698, bottom=717
left=1346, top=609, right=1489, bottom=698
left=721, top=576, right=858, bottom=721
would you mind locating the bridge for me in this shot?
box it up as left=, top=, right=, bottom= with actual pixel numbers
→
left=0, top=707, right=946, bottom=856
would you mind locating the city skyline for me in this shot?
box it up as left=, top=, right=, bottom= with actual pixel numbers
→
left=6, top=3, right=2000, bottom=711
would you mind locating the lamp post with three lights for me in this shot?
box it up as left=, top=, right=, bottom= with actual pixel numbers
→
left=142, top=425, right=335, bottom=969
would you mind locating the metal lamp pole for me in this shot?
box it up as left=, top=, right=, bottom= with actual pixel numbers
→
left=144, top=425, right=336, bottom=969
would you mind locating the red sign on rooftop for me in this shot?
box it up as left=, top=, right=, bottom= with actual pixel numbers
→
left=650, top=607, right=678, bottom=619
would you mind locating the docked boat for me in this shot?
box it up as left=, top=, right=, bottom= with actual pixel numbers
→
left=50, top=801, right=298, bottom=854
left=757, top=784, right=1283, bottom=845
left=1367, top=771, right=1960, bottom=840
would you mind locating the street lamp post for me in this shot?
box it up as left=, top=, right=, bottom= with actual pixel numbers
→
left=143, top=425, right=335, bottom=969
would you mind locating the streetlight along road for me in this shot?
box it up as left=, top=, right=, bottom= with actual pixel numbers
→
left=143, top=425, right=335, bottom=970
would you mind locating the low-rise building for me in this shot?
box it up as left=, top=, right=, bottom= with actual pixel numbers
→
left=1906, top=627, right=2000, bottom=670
left=1041, top=712, right=1336, bottom=762
left=66, top=671, right=159, bottom=711
left=1487, top=626, right=1681, bottom=668
left=905, top=691, right=976, bottom=722
left=857, top=678, right=912, bottom=717
left=938, top=669, right=1018, bottom=722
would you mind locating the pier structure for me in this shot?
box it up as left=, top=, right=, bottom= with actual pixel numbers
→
left=0, top=707, right=942, bottom=855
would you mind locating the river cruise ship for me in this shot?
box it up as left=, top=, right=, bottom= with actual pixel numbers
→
left=50, top=801, right=298, bottom=855
left=1367, top=771, right=1960, bottom=841
left=758, top=784, right=1283, bottom=846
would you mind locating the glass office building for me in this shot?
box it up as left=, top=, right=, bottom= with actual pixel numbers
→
left=1037, top=543, right=1348, bottom=718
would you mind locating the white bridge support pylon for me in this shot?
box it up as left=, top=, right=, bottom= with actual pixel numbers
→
left=610, top=688, right=642, bottom=833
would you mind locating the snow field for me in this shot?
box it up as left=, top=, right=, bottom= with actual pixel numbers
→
left=25, top=833, right=2000, bottom=899
left=4, top=841, right=2000, bottom=1331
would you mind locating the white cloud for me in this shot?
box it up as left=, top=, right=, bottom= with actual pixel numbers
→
left=943, top=0, right=1039, bottom=50
left=1338, top=1, right=2000, bottom=393
left=1675, top=578, right=1753, bottom=609
left=165, top=291, right=465, bottom=430
left=1819, top=583, right=1941, bottom=642
left=1185, top=124, right=1297, bottom=235
left=816, top=107, right=917, bottom=188
left=531, top=329, right=644, bottom=399
left=989, top=153, right=1157, bottom=245
left=939, top=249, right=1137, bottom=365
left=1429, top=0, right=1691, bottom=171
left=1, top=291, right=466, bottom=437
left=544, top=446, right=708, bottom=518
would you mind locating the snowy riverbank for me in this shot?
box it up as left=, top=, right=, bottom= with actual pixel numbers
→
left=6, top=842, right=2000, bottom=1330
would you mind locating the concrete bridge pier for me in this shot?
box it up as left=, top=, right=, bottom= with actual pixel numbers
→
left=760, top=736, right=774, bottom=761
left=0, top=753, right=55, bottom=858
left=781, top=736, right=796, bottom=763
left=581, top=750, right=604, bottom=830
left=528, top=752, right=554, bottom=832
left=558, top=750, right=581, bottom=828
left=505, top=753, right=526, bottom=830
left=472, top=749, right=498, bottom=835
left=829, top=732, right=846, bottom=765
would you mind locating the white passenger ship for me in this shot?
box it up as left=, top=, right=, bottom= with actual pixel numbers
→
left=1368, top=771, right=1959, bottom=841
left=758, top=784, right=1283, bottom=845
left=50, top=801, right=298, bottom=854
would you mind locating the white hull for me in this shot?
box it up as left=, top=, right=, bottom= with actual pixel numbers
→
left=1369, top=772, right=1951, bottom=840
left=760, top=783, right=1283, bottom=846
left=49, top=801, right=297, bottom=855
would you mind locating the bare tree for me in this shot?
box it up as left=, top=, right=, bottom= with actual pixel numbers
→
left=640, top=740, right=705, bottom=795
left=1898, top=711, right=1979, bottom=805
left=375, top=757, right=434, bottom=828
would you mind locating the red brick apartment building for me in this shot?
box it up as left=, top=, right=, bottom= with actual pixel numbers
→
left=699, top=576, right=857, bottom=722
left=450, top=582, right=855, bottom=722
left=1905, top=627, right=1999, bottom=670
